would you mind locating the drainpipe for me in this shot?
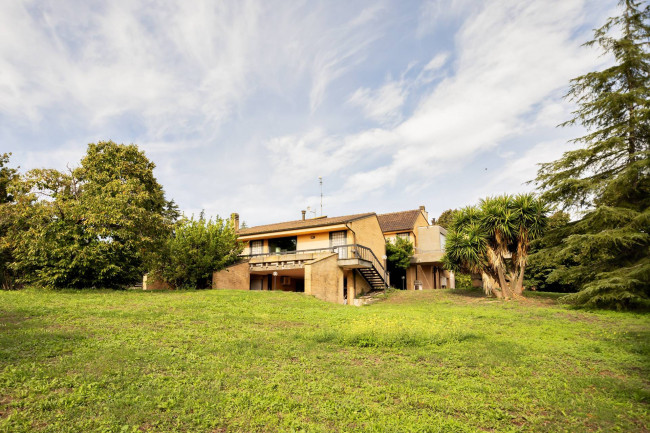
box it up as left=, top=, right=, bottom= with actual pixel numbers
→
left=344, top=222, right=357, bottom=248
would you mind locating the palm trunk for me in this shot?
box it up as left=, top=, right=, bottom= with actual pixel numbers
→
left=512, top=264, right=526, bottom=296
left=496, top=264, right=511, bottom=298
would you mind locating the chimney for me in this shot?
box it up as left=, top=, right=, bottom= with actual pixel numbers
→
left=231, top=213, right=240, bottom=231
left=431, top=218, right=436, bottom=225
left=301, top=210, right=306, bottom=220
left=419, top=205, right=428, bottom=222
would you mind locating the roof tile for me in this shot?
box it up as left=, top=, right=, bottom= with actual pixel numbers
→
left=376, top=209, right=424, bottom=233
left=238, top=212, right=376, bottom=236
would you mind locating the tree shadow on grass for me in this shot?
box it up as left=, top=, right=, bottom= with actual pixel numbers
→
left=0, top=309, right=86, bottom=363
left=445, top=288, right=491, bottom=302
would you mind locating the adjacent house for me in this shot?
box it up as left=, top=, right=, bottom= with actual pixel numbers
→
left=377, top=206, right=454, bottom=291
left=213, top=206, right=454, bottom=304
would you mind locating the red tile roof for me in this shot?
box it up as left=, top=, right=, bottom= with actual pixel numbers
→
left=238, top=212, right=376, bottom=236
left=377, top=209, right=425, bottom=233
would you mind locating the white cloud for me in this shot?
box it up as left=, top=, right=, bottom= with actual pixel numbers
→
left=423, top=52, right=449, bottom=72
left=417, top=0, right=473, bottom=37
left=1, top=0, right=616, bottom=226
left=308, top=4, right=386, bottom=112
left=259, top=0, right=609, bottom=220
left=348, top=79, right=407, bottom=125
left=0, top=1, right=385, bottom=139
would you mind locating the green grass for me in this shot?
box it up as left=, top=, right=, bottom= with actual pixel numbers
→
left=0, top=288, right=648, bottom=432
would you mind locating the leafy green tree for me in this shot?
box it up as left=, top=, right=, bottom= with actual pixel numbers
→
left=0, top=153, right=17, bottom=205
left=533, top=0, right=650, bottom=309
left=385, top=237, right=414, bottom=289
left=152, top=213, right=243, bottom=289
left=443, top=194, right=548, bottom=299
left=436, top=209, right=459, bottom=229
left=6, top=141, right=178, bottom=288
left=0, top=153, right=18, bottom=289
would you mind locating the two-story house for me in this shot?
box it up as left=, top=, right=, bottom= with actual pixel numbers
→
left=377, top=206, right=454, bottom=291
left=213, top=206, right=454, bottom=304
left=213, top=212, right=388, bottom=304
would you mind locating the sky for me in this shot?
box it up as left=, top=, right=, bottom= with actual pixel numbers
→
left=1, top=0, right=616, bottom=227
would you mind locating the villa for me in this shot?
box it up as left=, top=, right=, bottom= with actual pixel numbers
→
left=213, top=206, right=454, bottom=304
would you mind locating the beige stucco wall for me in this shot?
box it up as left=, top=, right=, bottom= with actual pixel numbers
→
left=297, top=231, right=338, bottom=251
left=351, top=270, right=372, bottom=298
left=305, top=253, right=344, bottom=304
left=412, top=212, right=430, bottom=247
left=416, top=225, right=446, bottom=252
left=348, top=215, right=386, bottom=267
left=213, top=261, right=250, bottom=290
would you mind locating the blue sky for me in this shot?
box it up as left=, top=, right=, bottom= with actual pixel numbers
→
left=1, top=0, right=615, bottom=226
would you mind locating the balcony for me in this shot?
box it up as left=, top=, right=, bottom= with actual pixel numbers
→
left=244, top=244, right=388, bottom=289
left=411, top=248, right=445, bottom=264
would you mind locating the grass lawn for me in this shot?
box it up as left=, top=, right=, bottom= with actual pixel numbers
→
left=0, top=288, right=648, bottom=432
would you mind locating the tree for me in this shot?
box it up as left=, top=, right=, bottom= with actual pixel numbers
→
left=443, top=194, right=548, bottom=299
left=385, top=237, right=414, bottom=289
left=525, top=211, right=574, bottom=292
left=152, top=213, right=243, bottom=289
left=0, top=154, right=18, bottom=289
left=533, top=0, right=650, bottom=309
left=436, top=209, right=459, bottom=229
left=6, top=141, right=178, bottom=288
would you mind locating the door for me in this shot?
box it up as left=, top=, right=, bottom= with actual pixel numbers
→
left=330, top=230, right=347, bottom=258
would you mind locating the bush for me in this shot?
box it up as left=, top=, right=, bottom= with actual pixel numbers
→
left=152, top=214, right=243, bottom=289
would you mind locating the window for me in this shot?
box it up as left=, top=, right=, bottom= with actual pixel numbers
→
left=250, top=240, right=263, bottom=255
left=396, top=232, right=410, bottom=240
left=330, top=230, right=347, bottom=258
left=440, top=234, right=446, bottom=251
left=268, top=236, right=297, bottom=253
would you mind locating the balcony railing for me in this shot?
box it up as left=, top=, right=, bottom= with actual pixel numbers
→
left=243, top=243, right=387, bottom=277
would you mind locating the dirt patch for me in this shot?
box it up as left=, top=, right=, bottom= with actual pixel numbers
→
left=272, top=321, right=307, bottom=329
left=553, top=312, right=605, bottom=324
left=0, top=395, right=15, bottom=419
left=0, top=310, right=31, bottom=328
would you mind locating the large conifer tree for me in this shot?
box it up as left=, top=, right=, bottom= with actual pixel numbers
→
left=533, top=0, right=650, bottom=309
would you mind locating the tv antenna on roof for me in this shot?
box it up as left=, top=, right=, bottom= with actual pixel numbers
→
left=318, top=176, right=323, bottom=217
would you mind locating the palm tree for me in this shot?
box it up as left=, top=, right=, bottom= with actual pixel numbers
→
left=444, top=194, right=548, bottom=298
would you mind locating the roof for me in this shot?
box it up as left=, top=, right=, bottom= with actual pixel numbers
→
left=238, top=212, right=376, bottom=237
left=377, top=209, right=426, bottom=233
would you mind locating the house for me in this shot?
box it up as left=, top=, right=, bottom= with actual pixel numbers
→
left=213, top=212, right=388, bottom=304
left=213, top=206, right=454, bottom=304
left=377, top=206, right=454, bottom=291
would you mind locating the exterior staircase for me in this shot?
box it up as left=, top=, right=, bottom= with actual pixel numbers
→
left=357, top=265, right=387, bottom=290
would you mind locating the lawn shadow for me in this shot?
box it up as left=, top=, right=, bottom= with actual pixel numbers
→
left=445, top=288, right=492, bottom=303
left=0, top=309, right=86, bottom=363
